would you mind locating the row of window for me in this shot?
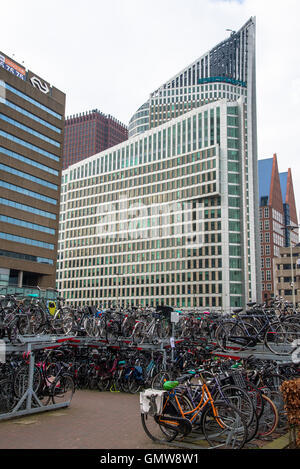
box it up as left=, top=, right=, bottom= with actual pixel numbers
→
left=0, top=114, right=61, bottom=148
left=1, top=181, right=57, bottom=205
left=56, top=291, right=224, bottom=309
left=0, top=197, right=56, bottom=220
left=0, top=130, right=60, bottom=162
left=60, top=247, right=224, bottom=269
left=0, top=232, right=54, bottom=250
left=0, top=163, right=58, bottom=191
left=67, top=147, right=218, bottom=192
left=0, top=249, right=53, bottom=265
left=2, top=98, right=61, bottom=133
left=0, top=215, right=55, bottom=235
left=0, top=146, right=59, bottom=176
left=1, top=81, right=62, bottom=120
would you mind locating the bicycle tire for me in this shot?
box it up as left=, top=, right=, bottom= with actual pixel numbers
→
left=50, top=374, right=74, bottom=404
left=131, top=321, right=145, bottom=345
left=13, top=364, right=42, bottom=399
left=61, top=311, right=75, bottom=336
left=215, top=322, right=245, bottom=352
left=201, top=400, right=248, bottom=449
left=265, top=322, right=300, bottom=356
left=30, top=307, right=47, bottom=335
left=257, top=394, right=279, bottom=437
left=213, top=384, right=255, bottom=431
left=17, top=315, right=30, bottom=336
left=127, top=371, right=143, bottom=394
left=141, top=396, right=180, bottom=443
left=97, top=375, right=111, bottom=392
left=84, top=316, right=97, bottom=337
left=0, top=378, right=15, bottom=414
left=151, top=371, right=172, bottom=390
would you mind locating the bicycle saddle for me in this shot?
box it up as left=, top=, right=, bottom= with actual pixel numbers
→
left=163, top=381, right=179, bottom=390
left=232, top=308, right=243, bottom=314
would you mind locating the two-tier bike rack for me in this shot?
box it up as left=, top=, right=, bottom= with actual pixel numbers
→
left=0, top=335, right=75, bottom=422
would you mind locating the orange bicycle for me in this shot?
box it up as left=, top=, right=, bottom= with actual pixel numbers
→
left=140, top=375, right=248, bottom=449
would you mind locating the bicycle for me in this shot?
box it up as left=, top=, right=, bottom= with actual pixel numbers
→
left=215, top=306, right=300, bottom=356
left=140, top=375, right=248, bottom=449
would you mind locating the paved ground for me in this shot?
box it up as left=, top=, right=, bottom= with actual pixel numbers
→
left=0, top=389, right=289, bottom=451
left=0, top=390, right=172, bottom=450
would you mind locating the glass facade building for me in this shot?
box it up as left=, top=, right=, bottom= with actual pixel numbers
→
left=0, top=52, right=65, bottom=292
left=57, top=17, right=261, bottom=310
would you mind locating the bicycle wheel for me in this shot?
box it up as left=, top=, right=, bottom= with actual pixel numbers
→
left=51, top=310, right=64, bottom=334
left=18, top=315, right=30, bottom=336
left=50, top=374, right=74, bottom=404
left=141, top=396, right=179, bottom=443
left=0, top=379, right=15, bottom=414
left=30, top=307, right=46, bottom=335
left=215, top=322, right=245, bottom=352
left=265, top=322, right=300, bottom=356
left=257, top=394, right=279, bottom=437
left=151, top=371, right=172, bottom=390
left=131, top=321, right=145, bottom=344
left=201, top=401, right=248, bottom=449
left=106, top=322, right=119, bottom=343
left=127, top=370, right=143, bottom=394
left=13, top=364, right=42, bottom=399
left=84, top=316, right=97, bottom=337
left=61, top=311, right=74, bottom=336
left=158, top=319, right=171, bottom=339
left=213, top=384, right=255, bottom=434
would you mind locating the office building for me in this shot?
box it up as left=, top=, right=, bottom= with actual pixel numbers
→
left=258, top=155, right=298, bottom=300
left=63, top=110, right=128, bottom=169
left=57, top=17, right=261, bottom=310
left=0, top=51, right=65, bottom=292
left=274, top=243, right=300, bottom=307
left=280, top=169, right=299, bottom=247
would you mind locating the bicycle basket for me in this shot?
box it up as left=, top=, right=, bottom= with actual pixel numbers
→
left=231, top=370, right=247, bottom=388
left=140, top=389, right=165, bottom=415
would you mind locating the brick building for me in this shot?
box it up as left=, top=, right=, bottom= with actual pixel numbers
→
left=63, top=110, right=128, bottom=169
left=258, top=154, right=298, bottom=301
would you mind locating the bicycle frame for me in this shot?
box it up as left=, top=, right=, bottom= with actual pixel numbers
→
left=158, top=378, right=224, bottom=429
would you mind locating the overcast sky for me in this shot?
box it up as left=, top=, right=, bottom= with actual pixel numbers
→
left=1, top=0, right=299, bottom=216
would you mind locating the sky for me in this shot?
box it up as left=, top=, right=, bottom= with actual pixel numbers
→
left=1, top=0, right=299, bottom=217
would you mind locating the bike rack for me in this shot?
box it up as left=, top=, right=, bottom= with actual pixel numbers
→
left=0, top=335, right=76, bottom=422
left=0, top=329, right=294, bottom=423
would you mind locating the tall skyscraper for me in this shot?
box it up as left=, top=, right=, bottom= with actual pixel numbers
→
left=63, top=110, right=128, bottom=169
left=58, top=17, right=261, bottom=310
left=0, top=52, right=65, bottom=293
